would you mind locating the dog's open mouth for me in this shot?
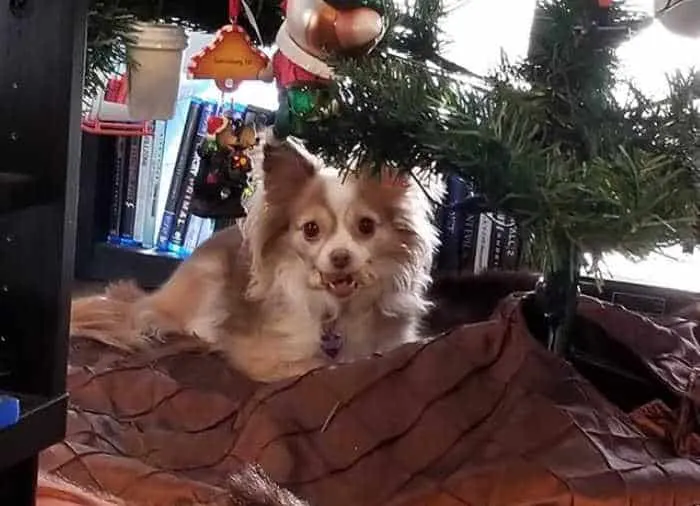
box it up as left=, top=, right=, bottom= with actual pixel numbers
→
left=322, top=273, right=358, bottom=298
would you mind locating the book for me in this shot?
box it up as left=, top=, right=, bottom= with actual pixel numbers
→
left=243, top=104, right=274, bottom=130
left=455, top=179, right=480, bottom=273
left=107, top=136, right=128, bottom=243
left=156, top=98, right=203, bottom=250
left=142, top=120, right=167, bottom=248
left=487, top=212, right=508, bottom=269
left=473, top=213, right=494, bottom=274
left=183, top=215, right=204, bottom=255
left=458, top=210, right=480, bottom=273
left=437, top=175, right=470, bottom=273
left=197, top=217, right=215, bottom=246
left=119, top=136, right=142, bottom=242
left=502, top=216, right=521, bottom=270
left=133, top=128, right=154, bottom=244
left=168, top=100, right=217, bottom=251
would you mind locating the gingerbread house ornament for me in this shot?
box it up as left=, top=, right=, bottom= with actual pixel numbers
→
left=187, top=24, right=269, bottom=92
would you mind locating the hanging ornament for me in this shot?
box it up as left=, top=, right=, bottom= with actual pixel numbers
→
left=259, top=0, right=386, bottom=138
left=126, top=22, right=189, bottom=120
left=655, top=0, right=700, bottom=38
left=187, top=0, right=270, bottom=92
left=190, top=111, right=260, bottom=219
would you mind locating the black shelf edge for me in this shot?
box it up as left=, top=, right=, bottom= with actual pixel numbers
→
left=579, top=276, right=700, bottom=316
left=0, top=392, right=67, bottom=470
left=79, top=242, right=181, bottom=288
left=0, top=172, right=44, bottom=214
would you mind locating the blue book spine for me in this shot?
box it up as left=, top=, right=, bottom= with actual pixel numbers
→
left=437, top=175, right=469, bottom=273
left=167, top=100, right=217, bottom=253
left=156, top=99, right=203, bottom=250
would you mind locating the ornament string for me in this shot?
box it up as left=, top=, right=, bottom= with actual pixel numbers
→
left=229, top=0, right=264, bottom=44
left=240, top=0, right=265, bottom=45
left=229, top=0, right=240, bottom=21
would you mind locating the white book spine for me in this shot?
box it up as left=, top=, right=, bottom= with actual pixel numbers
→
left=474, top=213, right=493, bottom=274
left=183, top=216, right=204, bottom=254
left=133, top=130, right=154, bottom=243
left=142, top=120, right=167, bottom=248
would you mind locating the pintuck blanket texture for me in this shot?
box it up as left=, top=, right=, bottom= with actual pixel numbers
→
left=40, top=294, right=700, bottom=505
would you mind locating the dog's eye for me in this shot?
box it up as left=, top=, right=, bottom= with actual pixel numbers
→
left=302, top=221, right=320, bottom=241
left=358, top=217, right=376, bottom=236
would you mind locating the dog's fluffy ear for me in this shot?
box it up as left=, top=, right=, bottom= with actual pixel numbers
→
left=262, top=139, right=317, bottom=206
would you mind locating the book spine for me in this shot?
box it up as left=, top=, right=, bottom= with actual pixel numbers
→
left=156, top=99, right=203, bottom=250
left=142, top=120, right=167, bottom=248
left=502, top=216, right=521, bottom=270
left=459, top=211, right=480, bottom=273
left=119, top=136, right=142, bottom=242
left=133, top=129, right=154, bottom=244
left=197, top=218, right=215, bottom=247
left=473, top=213, right=494, bottom=274
left=487, top=212, right=507, bottom=269
left=437, top=175, right=469, bottom=273
left=456, top=178, right=478, bottom=273
left=243, top=104, right=275, bottom=129
left=183, top=215, right=204, bottom=255
left=107, top=137, right=128, bottom=242
left=168, top=101, right=217, bottom=251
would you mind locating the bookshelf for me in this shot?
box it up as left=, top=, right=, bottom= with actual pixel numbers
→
left=0, top=0, right=87, bottom=503
left=76, top=134, right=182, bottom=288
left=75, top=72, right=276, bottom=288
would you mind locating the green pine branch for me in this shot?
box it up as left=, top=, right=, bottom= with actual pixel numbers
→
left=304, top=0, right=699, bottom=271
left=84, top=0, right=699, bottom=270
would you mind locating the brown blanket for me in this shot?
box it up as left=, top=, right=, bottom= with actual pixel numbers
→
left=41, top=295, right=700, bottom=505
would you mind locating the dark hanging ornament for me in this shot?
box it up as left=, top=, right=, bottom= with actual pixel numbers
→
left=191, top=112, right=259, bottom=219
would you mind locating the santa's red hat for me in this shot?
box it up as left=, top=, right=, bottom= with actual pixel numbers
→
left=206, top=116, right=229, bottom=136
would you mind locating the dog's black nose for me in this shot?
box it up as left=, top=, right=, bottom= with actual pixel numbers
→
left=330, top=248, right=351, bottom=270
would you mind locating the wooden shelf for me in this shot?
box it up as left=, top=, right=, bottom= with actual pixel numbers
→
left=0, top=173, right=42, bottom=214
left=0, top=392, right=67, bottom=470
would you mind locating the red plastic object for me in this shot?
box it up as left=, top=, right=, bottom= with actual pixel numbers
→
left=81, top=73, right=154, bottom=136
left=81, top=118, right=154, bottom=136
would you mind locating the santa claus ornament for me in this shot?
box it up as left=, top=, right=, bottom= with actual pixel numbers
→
left=259, top=0, right=387, bottom=137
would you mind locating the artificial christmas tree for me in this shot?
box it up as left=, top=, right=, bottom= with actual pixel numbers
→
left=83, top=0, right=699, bottom=352
left=296, top=0, right=700, bottom=354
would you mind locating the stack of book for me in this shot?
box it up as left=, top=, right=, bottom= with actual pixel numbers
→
left=106, top=97, right=273, bottom=257
left=435, top=175, right=522, bottom=275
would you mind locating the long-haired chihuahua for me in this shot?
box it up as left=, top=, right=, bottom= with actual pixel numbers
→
left=71, top=138, right=441, bottom=382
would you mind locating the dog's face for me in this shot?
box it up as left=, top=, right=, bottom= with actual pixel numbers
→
left=244, top=140, right=438, bottom=309
left=287, top=169, right=412, bottom=299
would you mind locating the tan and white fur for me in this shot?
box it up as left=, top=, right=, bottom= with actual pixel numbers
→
left=71, top=138, right=441, bottom=382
